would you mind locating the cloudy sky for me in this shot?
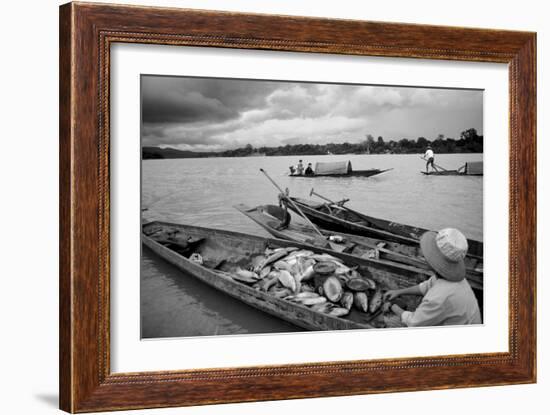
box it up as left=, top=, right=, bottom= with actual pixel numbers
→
left=141, top=75, right=483, bottom=151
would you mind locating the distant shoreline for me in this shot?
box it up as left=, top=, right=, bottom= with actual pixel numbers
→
left=142, top=150, right=483, bottom=160
left=143, top=130, right=483, bottom=159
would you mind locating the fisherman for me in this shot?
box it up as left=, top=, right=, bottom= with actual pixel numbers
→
left=296, top=160, right=304, bottom=175
left=276, top=189, right=292, bottom=230
left=424, top=145, right=435, bottom=173
left=304, top=163, right=314, bottom=176
left=383, top=228, right=481, bottom=327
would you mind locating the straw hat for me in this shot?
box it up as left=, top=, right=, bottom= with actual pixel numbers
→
left=420, top=228, right=468, bottom=281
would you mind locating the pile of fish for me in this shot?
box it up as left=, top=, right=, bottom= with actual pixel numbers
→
left=222, top=245, right=387, bottom=319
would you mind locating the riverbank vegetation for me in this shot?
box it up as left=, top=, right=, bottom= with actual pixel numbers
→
left=143, top=128, right=483, bottom=159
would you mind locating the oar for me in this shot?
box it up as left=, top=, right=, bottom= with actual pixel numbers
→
left=420, top=156, right=447, bottom=172
left=310, top=188, right=349, bottom=206
left=259, top=169, right=325, bottom=238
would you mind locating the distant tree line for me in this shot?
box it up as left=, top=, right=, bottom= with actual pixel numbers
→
left=220, top=128, right=483, bottom=157
left=143, top=128, right=483, bottom=159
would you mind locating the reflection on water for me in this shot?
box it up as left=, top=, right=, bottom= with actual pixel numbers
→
left=141, top=153, right=483, bottom=338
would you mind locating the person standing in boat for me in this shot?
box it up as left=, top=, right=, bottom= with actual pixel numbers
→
left=296, top=160, right=304, bottom=175
left=304, top=163, right=314, bottom=176
left=424, top=145, right=435, bottom=173
left=383, top=228, right=481, bottom=327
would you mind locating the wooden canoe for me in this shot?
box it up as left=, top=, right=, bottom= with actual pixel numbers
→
left=142, top=221, right=436, bottom=331
left=289, top=168, right=392, bottom=178
left=285, top=197, right=484, bottom=259
left=234, top=203, right=483, bottom=292
left=421, top=170, right=482, bottom=176
left=421, top=161, right=483, bottom=176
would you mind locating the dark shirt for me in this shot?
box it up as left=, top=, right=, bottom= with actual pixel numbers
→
left=305, top=166, right=314, bottom=175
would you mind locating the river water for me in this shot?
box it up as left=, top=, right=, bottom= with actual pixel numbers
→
left=141, top=153, right=483, bottom=338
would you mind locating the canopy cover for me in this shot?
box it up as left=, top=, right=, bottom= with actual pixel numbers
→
left=314, top=160, right=352, bottom=175
left=465, top=161, right=483, bottom=175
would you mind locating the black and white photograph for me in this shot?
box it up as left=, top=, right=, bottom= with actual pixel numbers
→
left=140, top=75, right=484, bottom=339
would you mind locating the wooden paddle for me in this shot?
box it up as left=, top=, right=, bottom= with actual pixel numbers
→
left=259, top=169, right=325, bottom=238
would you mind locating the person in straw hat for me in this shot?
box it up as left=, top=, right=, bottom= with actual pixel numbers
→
left=383, top=228, right=481, bottom=327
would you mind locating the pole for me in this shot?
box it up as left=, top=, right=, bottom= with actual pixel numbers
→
left=259, top=169, right=325, bottom=238
left=420, top=156, right=448, bottom=172
left=309, top=188, right=349, bottom=206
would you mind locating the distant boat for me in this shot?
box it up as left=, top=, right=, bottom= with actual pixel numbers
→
left=422, top=161, right=483, bottom=176
left=289, top=160, right=392, bottom=178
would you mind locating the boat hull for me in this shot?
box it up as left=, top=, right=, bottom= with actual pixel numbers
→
left=421, top=171, right=482, bottom=176
left=235, top=204, right=483, bottom=292
left=142, top=221, right=431, bottom=331
left=287, top=197, right=483, bottom=258
left=289, top=169, right=391, bottom=178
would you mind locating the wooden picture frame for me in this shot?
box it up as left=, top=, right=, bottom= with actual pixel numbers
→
left=59, top=2, right=536, bottom=412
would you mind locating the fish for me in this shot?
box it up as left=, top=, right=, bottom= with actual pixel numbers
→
left=267, top=269, right=281, bottom=279
left=232, top=268, right=259, bottom=284
left=284, top=250, right=315, bottom=262
left=271, top=288, right=292, bottom=298
left=311, top=253, right=343, bottom=263
left=381, top=301, right=392, bottom=313
left=311, top=302, right=334, bottom=313
left=290, top=262, right=302, bottom=278
left=259, top=274, right=279, bottom=292
left=301, top=284, right=314, bottom=293
left=346, top=278, right=372, bottom=291
left=365, top=278, right=377, bottom=290
left=255, top=250, right=289, bottom=273
left=287, top=257, right=300, bottom=267
left=329, top=307, right=350, bottom=317
left=259, top=266, right=272, bottom=279
left=267, top=284, right=280, bottom=292
left=273, top=260, right=293, bottom=271
left=353, top=292, right=369, bottom=312
left=334, top=265, right=353, bottom=275
left=250, top=254, right=266, bottom=270
left=277, top=270, right=297, bottom=292
left=323, top=276, right=344, bottom=303
left=295, top=292, right=319, bottom=299
left=369, top=289, right=383, bottom=313
left=301, top=297, right=327, bottom=306
left=247, top=269, right=263, bottom=280
left=336, top=274, right=351, bottom=285
left=349, top=269, right=362, bottom=279
left=298, top=265, right=316, bottom=282
left=283, top=292, right=319, bottom=302
left=266, top=247, right=287, bottom=254
left=302, top=258, right=316, bottom=269
left=340, top=292, right=354, bottom=310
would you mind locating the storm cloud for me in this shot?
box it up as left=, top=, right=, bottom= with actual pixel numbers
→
left=141, top=75, right=483, bottom=151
